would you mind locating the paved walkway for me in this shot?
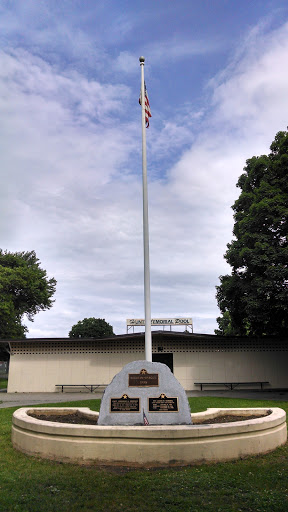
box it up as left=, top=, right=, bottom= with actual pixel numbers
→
left=0, top=391, right=105, bottom=408
left=1, top=389, right=288, bottom=408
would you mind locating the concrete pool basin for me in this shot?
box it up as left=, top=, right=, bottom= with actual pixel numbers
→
left=12, top=406, right=287, bottom=467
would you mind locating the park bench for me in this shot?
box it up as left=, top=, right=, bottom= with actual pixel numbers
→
left=194, top=381, right=269, bottom=391
left=55, top=384, right=109, bottom=393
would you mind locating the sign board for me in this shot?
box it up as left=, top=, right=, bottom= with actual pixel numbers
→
left=129, top=369, right=159, bottom=387
left=126, top=318, right=192, bottom=326
left=148, top=394, right=179, bottom=412
left=110, top=394, right=140, bottom=413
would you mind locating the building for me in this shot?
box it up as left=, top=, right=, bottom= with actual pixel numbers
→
left=1, top=331, right=288, bottom=392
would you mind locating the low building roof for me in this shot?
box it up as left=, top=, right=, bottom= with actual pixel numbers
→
left=0, top=331, right=286, bottom=344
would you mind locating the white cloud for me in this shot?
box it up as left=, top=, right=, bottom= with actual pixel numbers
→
left=1, top=16, right=288, bottom=338
left=114, top=51, right=138, bottom=74
left=0, top=2, right=105, bottom=70
left=113, top=36, right=223, bottom=74
left=209, top=21, right=288, bottom=135
left=147, top=37, right=223, bottom=63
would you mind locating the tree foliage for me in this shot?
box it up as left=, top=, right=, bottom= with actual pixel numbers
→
left=216, top=130, right=288, bottom=336
left=0, top=343, right=10, bottom=361
left=68, top=317, right=114, bottom=338
left=0, top=250, right=57, bottom=339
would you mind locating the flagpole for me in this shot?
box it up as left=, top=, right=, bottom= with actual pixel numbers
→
left=139, top=56, right=152, bottom=362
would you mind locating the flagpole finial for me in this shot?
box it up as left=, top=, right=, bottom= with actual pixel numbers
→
left=139, top=56, right=145, bottom=64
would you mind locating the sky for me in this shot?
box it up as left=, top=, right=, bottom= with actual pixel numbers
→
left=1, top=0, right=288, bottom=337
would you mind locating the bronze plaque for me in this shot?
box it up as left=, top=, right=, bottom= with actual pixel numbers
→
left=129, top=368, right=159, bottom=387
left=149, top=394, right=179, bottom=412
left=110, top=394, right=140, bottom=413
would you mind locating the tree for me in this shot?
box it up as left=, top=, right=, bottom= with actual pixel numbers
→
left=0, top=250, right=57, bottom=339
left=214, top=311, right=236, bottom=336
left=0, top=343, right=10, bottom=361
left=216, top=130, right=288, bottom=336
left=68, top=317, right=114, bottom=338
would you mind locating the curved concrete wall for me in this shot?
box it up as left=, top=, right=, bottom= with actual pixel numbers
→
left=12, top=407, right=287, bottom=466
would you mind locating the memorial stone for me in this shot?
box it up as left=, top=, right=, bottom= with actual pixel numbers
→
left=98, top=360, right=192, bottom=425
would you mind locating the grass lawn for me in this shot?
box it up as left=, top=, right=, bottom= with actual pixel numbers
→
left=1, top=396, right=288, bottom=511
left=0, top=377, right=8, bottom=390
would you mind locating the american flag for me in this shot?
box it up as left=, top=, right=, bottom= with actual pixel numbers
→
left=139, top=82, right=152, bottom=128
left=143, top=409, right=149, bottom=426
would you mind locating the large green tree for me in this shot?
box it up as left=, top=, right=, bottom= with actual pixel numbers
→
left=0, top=250, right=57, bottom=339
left=216, top=130, right=288, bottom=336
left=69, top=317, right=114, bottom=338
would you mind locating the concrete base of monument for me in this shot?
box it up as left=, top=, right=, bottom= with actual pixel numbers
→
left=12, top=407, right=287, bottom=467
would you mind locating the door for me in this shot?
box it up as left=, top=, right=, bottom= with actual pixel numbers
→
left=152, top=353, right=174, bottom=373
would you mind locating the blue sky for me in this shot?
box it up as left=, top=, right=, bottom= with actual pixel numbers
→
left=1, top=0, right=288, bottom=336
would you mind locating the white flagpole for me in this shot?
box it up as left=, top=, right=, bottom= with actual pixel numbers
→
left=139, top=56, right=152, bottom=362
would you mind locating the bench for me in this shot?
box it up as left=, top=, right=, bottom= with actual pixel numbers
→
left=194, top=381, right=269, bottom=391
left=55, top=384, right=108, bottom=393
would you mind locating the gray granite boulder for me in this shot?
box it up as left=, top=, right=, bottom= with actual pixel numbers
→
left=98, top=360, right=192, bottom=425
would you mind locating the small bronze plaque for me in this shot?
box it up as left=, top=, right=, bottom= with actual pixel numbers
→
left=149, top=394, right=179, bottom=412
left=129, top=369, right=159, bottom=387
left=110, top=394, right=140, bottom=413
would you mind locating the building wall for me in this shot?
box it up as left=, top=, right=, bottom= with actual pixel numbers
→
left=173, top=351, right=287, bottom=390
left=7, top=336, right=288, bottom=392
left=8, top=352, right=144, bottom=392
